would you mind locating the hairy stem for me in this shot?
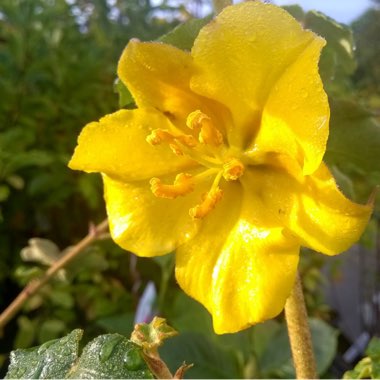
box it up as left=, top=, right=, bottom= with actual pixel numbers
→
left=0, top=219, right=109, bottom=333
left=212, top=0, right=232, bottom=14
left=285, top=273, right=318, bottom=379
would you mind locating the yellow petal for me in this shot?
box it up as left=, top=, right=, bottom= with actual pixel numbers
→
left=175, top=181, right=300, bottom=334
left=118, top=40, right=231, bottom=135
left=103, top=173, right=212, bottom=256
left=118, top=41, right=200, bottom=123
left=69, top=108, right=195, bottom=181
left=245, top=164, right=372, bottom=255
left=251, top=37, right=328, bottom=175
left=191, top=2, right=318, bottom=147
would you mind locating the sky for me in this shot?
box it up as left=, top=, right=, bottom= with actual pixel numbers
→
left=272, top=0, right=373, bottom=24
left=152, top=0, right=374, bottom=24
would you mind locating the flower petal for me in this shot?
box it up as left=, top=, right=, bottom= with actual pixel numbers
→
left=118, top=41, right=200, bottom=123
left=247, top=164, right=372, bottom=255
left=103, top=173, right=212, bottom=256
left=251, top=36, right=328, bottom=175
left=175, top=181, right=300, bottom=334
left=191, top=2, right=317, bottom=146
left=69, top=108, right=195, bottom=181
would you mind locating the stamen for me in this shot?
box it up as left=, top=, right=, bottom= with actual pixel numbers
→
left=150, top=173, right=194, bottom=199
left=146, top=129, right=197, bottom=148
left=189, top=187, right=223, bottom=219
left=169, top=143, right=183, bottom=156
left=186, top=110, right=223, bottom=147
left=222, top=158, right=244, bottom=181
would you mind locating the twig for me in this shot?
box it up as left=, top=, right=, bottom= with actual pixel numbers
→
left=0, top=219, right=109, bottom=333
left=285, top=272, right=318, bottom=379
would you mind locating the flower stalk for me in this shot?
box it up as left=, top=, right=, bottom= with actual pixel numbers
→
left=285, top=273, right=318, bottom=379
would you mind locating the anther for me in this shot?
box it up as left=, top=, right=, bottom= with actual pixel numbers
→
left=222, top=158, right=244, bottom=181
left=146, top=129, right=197, bottom=148
left=169, top=143, right=183, bottom=156
left=189, top=187, right=223, bottom=219
left=150, top=173, right=194, bottom=199
left=186, top=110, right=223, bottom=147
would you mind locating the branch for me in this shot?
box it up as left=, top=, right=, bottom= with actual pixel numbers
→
left=285, top=272, right=318, bottom=379
left=0, top=219, right=109, bottom=333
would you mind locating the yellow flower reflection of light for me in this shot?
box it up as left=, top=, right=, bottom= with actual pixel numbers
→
left=69, top=2, right=372, bottom=334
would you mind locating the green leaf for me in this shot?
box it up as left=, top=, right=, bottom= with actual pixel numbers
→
left=114, top=78, right=134, bottom=108
left=95, top=312, right=135, bottom=336
left=0, top=185, right=10, bottom=202
left=160, top=332, right=242, bottom=379
left=366, top=337, right=380, bottom=358
left=305, top=11, right=356, bottom=94
left=343, top=337, right=380, bottom=379
left=37, top=319, right=67, bottom=344
left=259, top=318, right=338, bottom=378
left=67, top=334, right=153, bottom=379
left=325, top=99, right=380, bottom=175
left=5, top=329, right=82, bottom=379
left=167, top=291, right=213, bottom=335
left=6, top=329, right=154, bottom=379
left=284, top=6, right=355, bottom=95
left=159, top=16, right=211, bottom=51
left=344, top=357, right=372, bottom=379
left=14, top=316, right=37, bottom=349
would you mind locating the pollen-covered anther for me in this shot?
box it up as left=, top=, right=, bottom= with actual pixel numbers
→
left=189, top=187, right=223, bottom=219
left=146, top=129, right=197, bottom=148
left=150, top=173, right=194, bottom=199
left=186, top=110, right=223, bottom=147
left=169, top=143, right=183, bottom=156
left=222, top=158, right=245, bottom=181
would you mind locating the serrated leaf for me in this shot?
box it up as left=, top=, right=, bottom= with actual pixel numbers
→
left=325, top=99, right=380, bottom=175
left=67, top=334, right=153, bottom=379
left=159, top=16, right=211, bottom=50
left=5, top=329, right=83, bottom=379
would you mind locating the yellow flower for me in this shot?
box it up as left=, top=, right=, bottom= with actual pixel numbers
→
left=69, top=2, right=372, bottom=333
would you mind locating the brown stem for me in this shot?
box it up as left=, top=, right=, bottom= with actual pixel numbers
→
left=0, top=219, right=109, bottom=333
left=285, top=273, right=318, bottom=379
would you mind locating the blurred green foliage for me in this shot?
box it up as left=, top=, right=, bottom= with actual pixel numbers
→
left=0, top=0, right=183, bottom=374
left=1, top=0, right=380, bottom=378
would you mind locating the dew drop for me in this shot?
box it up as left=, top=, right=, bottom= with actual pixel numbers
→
left=99, top=335, right=123, bottom=362
left=123, top=348, right=144, bottom=371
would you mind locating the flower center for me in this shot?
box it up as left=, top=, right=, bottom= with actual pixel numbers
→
left=146, top=110, right=244, bottom=219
